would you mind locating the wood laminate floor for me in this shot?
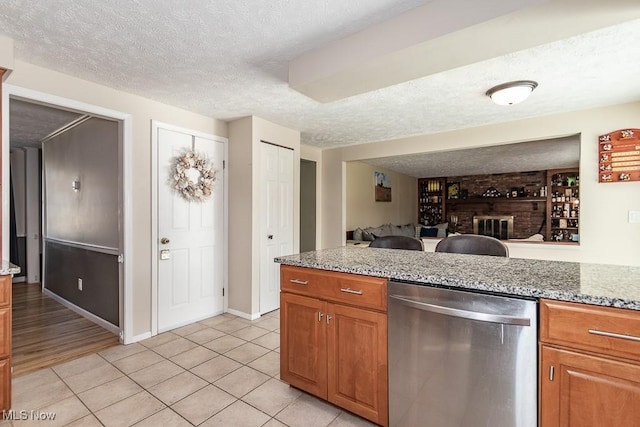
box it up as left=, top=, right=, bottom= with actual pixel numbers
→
left=12, top=282, right=120, bottom=377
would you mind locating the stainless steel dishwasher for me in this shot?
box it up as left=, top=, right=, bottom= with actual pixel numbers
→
left=388, top=281, right=537, bottom=427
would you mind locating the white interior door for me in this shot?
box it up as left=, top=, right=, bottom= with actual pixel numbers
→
left=260, top=142, right=294, bottom=314
left=157, top=127, right=224, bottom=332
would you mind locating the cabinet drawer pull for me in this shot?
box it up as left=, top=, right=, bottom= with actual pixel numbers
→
left=318, top=311, right=324, bottom=322
left=588, top=329, right=640, bottom=342
left=289, top=279, right=308, bottom=285
left=340, top=287, right=363, bottom=295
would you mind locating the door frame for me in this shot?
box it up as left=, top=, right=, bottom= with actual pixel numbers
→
left=150, top=120, right=228, bottom=336
left=1, top=84, right=134, bottom=342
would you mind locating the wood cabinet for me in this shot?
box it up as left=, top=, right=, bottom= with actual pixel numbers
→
left=540, top=299, right=640, bottom=426
left=418, top=178, right=446, bottom=226
left=546, top=168, right=579, bottom=243
left=0, top=275, right=11, bottom=412
left=280, top=266, right=388, bottom=426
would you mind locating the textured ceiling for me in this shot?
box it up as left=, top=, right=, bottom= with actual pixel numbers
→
left=1, top=1, right=640, bottom=149
left=362, top=136, right=580, bottom=178
left=9, top=100, right=83, bottom=148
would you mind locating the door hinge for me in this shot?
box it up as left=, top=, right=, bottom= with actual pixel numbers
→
left=223, top=160, right=226, bottom=169
left=222, top=288, right=225, bottom=297
left=118, top=254, right=124, bottom=264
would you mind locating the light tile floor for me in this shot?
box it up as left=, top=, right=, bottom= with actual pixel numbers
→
left=2, top=311, right=375, bottom=427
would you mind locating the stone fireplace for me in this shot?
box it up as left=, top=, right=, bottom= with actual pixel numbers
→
left=473, top=215, right=514, bottom=240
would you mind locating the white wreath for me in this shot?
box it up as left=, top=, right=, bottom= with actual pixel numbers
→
left=172, top=150, right=216, bottom=202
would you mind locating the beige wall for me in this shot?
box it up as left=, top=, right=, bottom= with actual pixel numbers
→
left=321, top=101, right=640, bottom=266
left=5, top=60, right=228, bottom=338
left=0, top=35, right=13, bottom=73
left=228, top=116, right=300, bottom=318
left=346, top=161, right=417, bottom=230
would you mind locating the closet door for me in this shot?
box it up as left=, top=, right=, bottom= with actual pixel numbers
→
left=259, top=142, right=294, bottom=314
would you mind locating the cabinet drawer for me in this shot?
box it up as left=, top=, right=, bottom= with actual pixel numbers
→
left=540, top=299, right=640, bottom=362
left=0, top=307, right=10, bottom=358
left=0, top=276, right=10, bottom=307
left=281, top=266, right=387, bottom=311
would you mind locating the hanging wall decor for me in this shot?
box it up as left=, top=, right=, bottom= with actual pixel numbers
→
left=374, top=171, right=392, bottom=202
left=172, top=150, right=216, bottom=202
left=598, top=128, right=640, bottom=183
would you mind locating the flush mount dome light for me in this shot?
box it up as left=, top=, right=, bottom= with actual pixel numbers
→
left=486, top=80, right=538, bottom=106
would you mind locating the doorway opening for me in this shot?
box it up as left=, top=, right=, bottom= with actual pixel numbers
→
left=300, top=159, right=316, bottom=252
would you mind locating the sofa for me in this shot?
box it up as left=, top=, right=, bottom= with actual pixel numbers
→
left=347, top=222, right=449, bottom=243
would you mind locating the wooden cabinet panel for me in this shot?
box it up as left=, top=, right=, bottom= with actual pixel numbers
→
left=0, top=308, right=10, bottom=358
left=280, top=292, right=327, bottom=398
left=327, top=303, right=388, bottom=426
left=0, top=358, right=9, bottom=411
left=541, top=299, right=640, bottom=362
left=0, top=277, right=9, bottom=307
left=281, top=265, right=386, bottom=311
left=540, top=345, right=640, bottom=427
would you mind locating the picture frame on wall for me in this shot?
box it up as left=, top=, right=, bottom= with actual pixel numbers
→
left=447, top=182, right=460, bottom=199
left=374, top=171, right=392, bottom=202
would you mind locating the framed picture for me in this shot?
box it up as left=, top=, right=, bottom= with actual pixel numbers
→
left=447, top=182, right=460, bottom=199
left=374, top=171, right=392, bottom=202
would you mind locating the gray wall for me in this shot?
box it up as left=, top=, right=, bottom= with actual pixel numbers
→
left=300, top=159, right=316, bottom=252
left=43, top=117, right=119, bottom=326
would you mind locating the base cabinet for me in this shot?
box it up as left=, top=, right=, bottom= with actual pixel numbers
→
left=0, top=275, right=11, bottom=412
left=539, top=299, right=640, bottom=427
left=280, top=266, right=388, bottom=426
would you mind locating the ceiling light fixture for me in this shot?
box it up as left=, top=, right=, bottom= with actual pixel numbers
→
left=486, top=80, right=538, bottom=106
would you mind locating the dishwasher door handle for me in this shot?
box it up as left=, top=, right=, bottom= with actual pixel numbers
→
left=389, top=294, right=531, bottom=326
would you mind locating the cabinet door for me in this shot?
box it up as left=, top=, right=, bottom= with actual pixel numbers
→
left=280, top=292, right=327, bottom=398
left=541, top=345, right=640, bottom=427
left=327, top=303, right=388, bottom=426
left=0, top=358, right=9, bottom=412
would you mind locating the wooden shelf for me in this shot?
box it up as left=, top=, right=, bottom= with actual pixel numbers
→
left=447, top=197, right=546, bottom=204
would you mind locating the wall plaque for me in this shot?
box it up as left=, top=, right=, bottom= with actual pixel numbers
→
left=598, top=128, right=640, bottom=183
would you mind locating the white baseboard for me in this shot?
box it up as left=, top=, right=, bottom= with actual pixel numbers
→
left=12, top=276, right=26, bottom=283
left=42, top=288, right=121, bottom=337
left=226, top=308, right=261, bottom=320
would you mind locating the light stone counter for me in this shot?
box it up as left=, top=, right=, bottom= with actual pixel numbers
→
left=275, top=247, right=640, bottom=310
left=0, top=260, right=20, bottom=276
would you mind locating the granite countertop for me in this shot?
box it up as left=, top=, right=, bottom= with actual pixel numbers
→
left=275, top=247, right=640, bottom=310
left=0, top=260, right=20, bottom=276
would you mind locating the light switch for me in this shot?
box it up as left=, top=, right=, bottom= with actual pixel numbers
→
left=629, top=210, right=640, bottom=224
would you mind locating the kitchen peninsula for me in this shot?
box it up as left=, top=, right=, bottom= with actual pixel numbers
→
left=276, top=248, right=640, bottom=427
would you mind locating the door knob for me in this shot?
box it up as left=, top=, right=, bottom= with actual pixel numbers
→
left=160, top=237, right=170, bottom=244
left=267, top=235, right=274, bottom=240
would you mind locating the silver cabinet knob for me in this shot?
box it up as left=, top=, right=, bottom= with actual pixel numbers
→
left=160, top=237, right=170, bottom=244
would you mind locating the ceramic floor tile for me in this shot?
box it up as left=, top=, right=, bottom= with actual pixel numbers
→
left=64, top=414, right=103, bottom=427
left=133, top=408, right=192, bottom=427
left=211, top=318, right=251, bottom=334
left=202, top=335, right=246, bottom=353
left=242, top=378, right=302, bottom=416
left=99, top=343, right=147, bottom=362
left=184, top=327, right=226, bottom=344
left=247, top=351, right=280, bottom=377
left=63, top=363, right=124, bottom=394
left=77, top=376, right=143, bottom=412
left=147, top=371, right=208, bottom=405
left=251, top=316, right=280, bottom=331
left=250, top=331, right=280, bottom=350
left=111, top=350, right=165, bottom=374
left=276, top=394, right=341, bottom=427
left=199, top=400, right=270, bottom=427
left=224, top=342, right=270, bottom=364
left=151, top=336, right=199, bottom=358
left=139, top=331, right=180, bottom=349
left=171, top=385, right=236, bottom=425
left=51, top=354, right=109, bottom=379
left=190, top=355, right=242, bottom=383
left=94, top=391, right=165, bottom=427
left=170, top=322, right=207, bottom=337
left=231, top=325, right=270, bottom=341
left=198, top=315, right=235, bottom=328
left=11, top=372, right=74, bottom=410
left=328, top=412, right=377, bottom=426
left=22, top=395, right=90, bottom=427
left=263, top=419, right=288, bottom=427
left=169, top=345, right=217, bottom=369
left=128, top=360, right=184, bottom=389
left=214, top=366, right=270, bottom=398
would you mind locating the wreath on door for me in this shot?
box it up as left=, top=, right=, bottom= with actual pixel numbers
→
left=172, top=150, right=216, bottom=202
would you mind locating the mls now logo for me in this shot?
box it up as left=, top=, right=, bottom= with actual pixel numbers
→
left=3, top=410, right=56, bottom=421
